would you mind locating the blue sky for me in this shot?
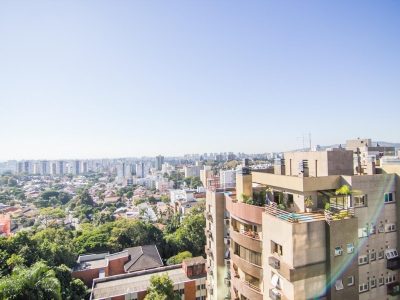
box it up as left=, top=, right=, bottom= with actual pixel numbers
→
left=0, top=1, right=399, bottom=159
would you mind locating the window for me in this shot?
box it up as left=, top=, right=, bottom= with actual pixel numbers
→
left=335, top=279, right=344, bottom=290
left=369, top=224, right=376, bottom=235
left=347, top=243, right=354, bottom=254
left=386, top=274, right=396, bottom=284
left=369, top=250, right=376, bottom=261
left=385, top=223, right=396, bottom=233
left=358, top=227, right=368, bottom=238
left=347, top=276, right=355, bottom=286
left=235, top=242, right=262, bottom=266
left=272, top=241, right=283, bottom=256
left=354, top=195, right=367, bottom=207
left=379, top=277, right=385, bottom=286
left=378, top=250, right=384, bottom=259
left=335, top=247, right=343, bottom=256
left=370, top=278, right=376, bottom=288
left=358, top=255, right=368, bottom=265
left=384, top=192, right=395, bottom=203
left=359, top=283, right=369, bottom=293
left=385, top=249, right=399, bottom=259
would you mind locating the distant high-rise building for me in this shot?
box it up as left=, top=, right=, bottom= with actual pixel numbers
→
left=40, top=160, right=48, bottom=175
left=73, top=160, right=80, bottom=175
left=50, top=162, right=57, bottom=175
left=184, top=165, right=202, bottom=178
left=81, top=161, right=88, bottom=174
left=135, top=162, right=145, bottom=178
left=155, top=155, right=164, bottom=171
left=58, top=161, right=64, bottom=175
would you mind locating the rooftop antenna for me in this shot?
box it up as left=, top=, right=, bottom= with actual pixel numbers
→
left=309, top=132, right=312, bottom=150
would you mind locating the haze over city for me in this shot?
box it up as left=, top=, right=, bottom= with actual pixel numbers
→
left=1, top=1, right=399, bottom=160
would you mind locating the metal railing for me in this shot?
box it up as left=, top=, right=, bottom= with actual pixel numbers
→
left=265, top=202, right=299, bottom=223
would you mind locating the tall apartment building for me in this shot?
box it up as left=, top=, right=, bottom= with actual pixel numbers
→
left=205, top=146, right=400, bottom=300
left=156, top=155, right=164, bottom=171
left=185, top=165, right=202, bottom=178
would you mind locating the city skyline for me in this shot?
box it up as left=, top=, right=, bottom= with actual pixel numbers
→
left=1, top=1, right=399, bottom=160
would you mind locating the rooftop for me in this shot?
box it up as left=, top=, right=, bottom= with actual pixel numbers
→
left=91, top=265, right=190, bottom=300
left=124, top=245, right=163, bottom=273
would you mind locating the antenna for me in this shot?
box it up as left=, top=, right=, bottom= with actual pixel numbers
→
left=309, top=132, right=312, bottom=150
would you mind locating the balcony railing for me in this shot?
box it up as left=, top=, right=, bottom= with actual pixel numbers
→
left=387, top=257, right=400, bottom=270
left=244, top=280, right=261, bottom=292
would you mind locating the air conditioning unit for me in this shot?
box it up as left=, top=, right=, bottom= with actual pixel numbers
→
left=268, top=256, right=280, bottom=269
left=224, top=237, right=230, bottom=245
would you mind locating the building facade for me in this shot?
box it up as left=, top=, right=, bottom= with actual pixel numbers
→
left=205, top=146, right=400, bottom=300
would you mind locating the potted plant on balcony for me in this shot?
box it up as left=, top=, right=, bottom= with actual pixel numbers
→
left=305, top=196, right=313, bottom=213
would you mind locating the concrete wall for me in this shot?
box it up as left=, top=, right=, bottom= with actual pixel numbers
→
left=326, top=217, right=359, bottom=300
left=205, top=190, right=229, bottom=300
left=283, top=149, right=353, bottom=178
left=262, top=213, right=328, bottom=300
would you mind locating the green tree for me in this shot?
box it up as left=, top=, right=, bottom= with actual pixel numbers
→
left=0, top=261, right=62, bottom=300
left=166, top=251, right=192, bottom=265
left=54, top=265, right=87, bottom=300
left=165, top=205, right=206, bottom=257
left=74, top=189, right=94, bottom=207
left=6, top=254, right=25, bottom=269
left=144, top=274, right=180, bottom=300
left=39, top=207, right=66, bottom=228
left=108, top=219, right=163, bottom=252
left=7, top=178, right=17, bottom=187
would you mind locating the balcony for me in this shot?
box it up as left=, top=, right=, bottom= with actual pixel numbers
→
left=205, top=229, right=212, bottom=239
left=205, top=246, right=213, bottom=258
left=265, top=203, right=326, bottom=224
left=232, top=253, right=262, bottom=279
left=387, top=282, right=400, bottom=296
left=226, top=194, right=264, bottom=224
left=205, top=211, right=213, bottom=222
left=387, top=257, right=400, bottom=270
left=230, top=229, right=262, bottom=253
left=232, top=274, right=262, bottom=300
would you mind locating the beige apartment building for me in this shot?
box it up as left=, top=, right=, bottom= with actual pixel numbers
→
left=205, top=141, right=400, bottom=300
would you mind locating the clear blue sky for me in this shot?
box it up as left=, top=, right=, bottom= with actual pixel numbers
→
left=0, top=1, right=399, bottom=160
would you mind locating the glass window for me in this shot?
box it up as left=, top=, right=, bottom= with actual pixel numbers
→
left=347, top=276, right=354, bottom=286
left=369, top=251, right=376, bottom=261
left=335, top=279, right=344, bottom=290
left=271, top=241, right=283, bottom=256
left=354, top=195, right=367, bottom=207
left=370, top=278, right=376, bottom=288
left=384, top=192, right=395, bottom=203
left=378, top=277, right=384, bottom=286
